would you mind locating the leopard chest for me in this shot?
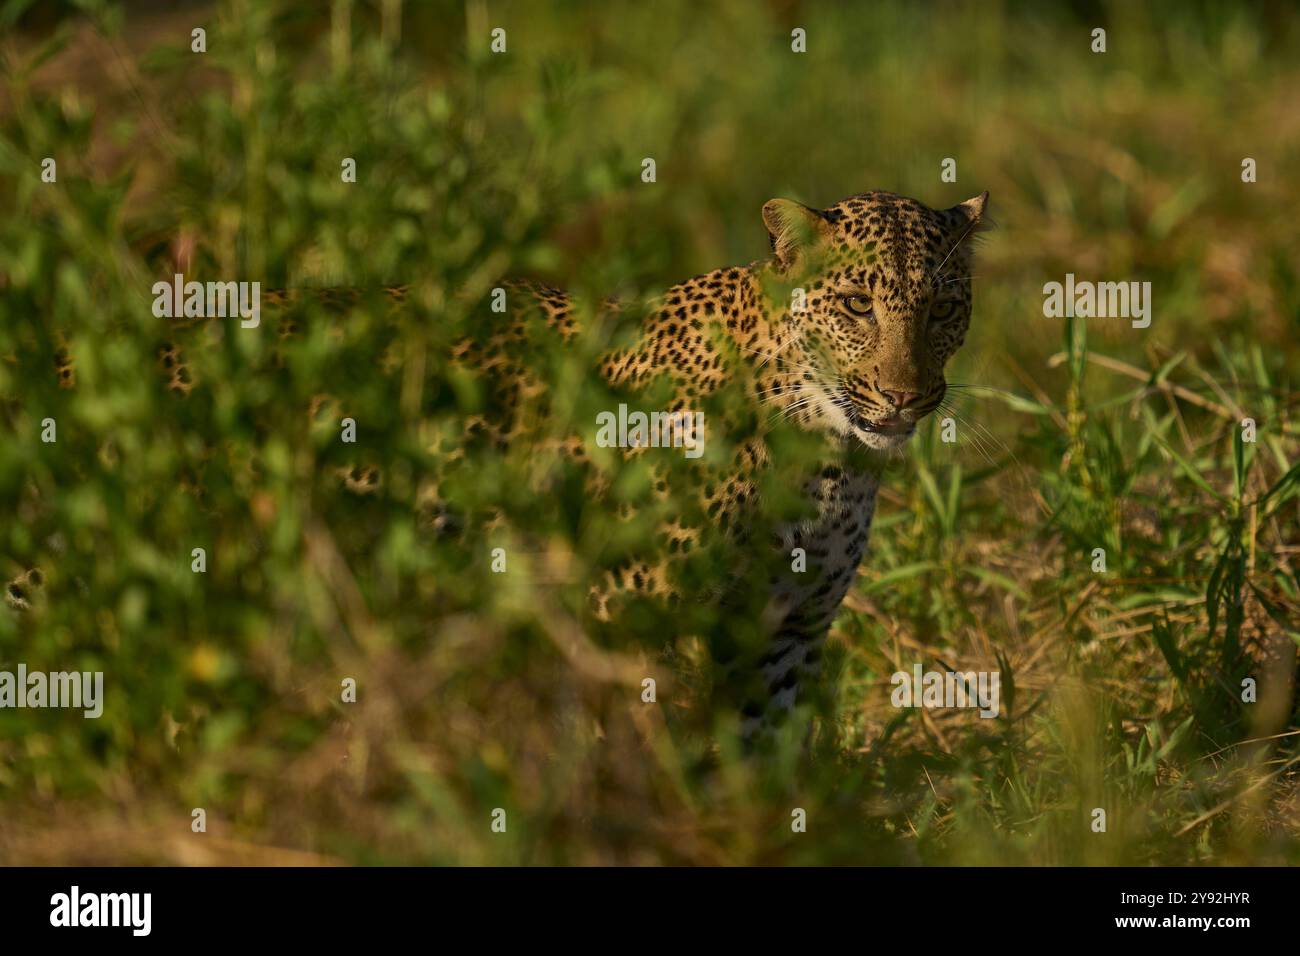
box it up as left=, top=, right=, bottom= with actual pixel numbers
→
left=773, top=466, right=880, bottom=625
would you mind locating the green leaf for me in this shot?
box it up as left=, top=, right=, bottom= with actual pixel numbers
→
left=1151, top=350, right=1188, bottom=385
left=1258, top=457, right=1300, bottom=507
left=863, top=561, right=942, bottom=594
left=915, top=463, right=947, bottom=532
left=1152, top=615, right=1187, bottom=684
left=1154, top=715, right=1195, bottom=762
left=1112, top=588, right=1200, bottom=610
left=965, top=566, right=1029, bottom=600
left=1206, top=548, right=1229, bottom=635
left=986, top=390, right=1054, bottom=416
left=945, top=464, right=963, bottom=533
left=1148, top=430, right=1225, bottom=502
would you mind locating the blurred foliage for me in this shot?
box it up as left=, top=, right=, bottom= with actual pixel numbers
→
left=0, top=0, right=1297, bottom=864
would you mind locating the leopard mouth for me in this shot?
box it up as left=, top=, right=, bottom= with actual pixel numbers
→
left=856, top=416, right=913, bottom=436
left=837, top=390, right=916, bottom=438
left=850, top=412, right=914, bottom=437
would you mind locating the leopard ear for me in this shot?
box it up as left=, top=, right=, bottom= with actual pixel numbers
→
left=949, top=191, right=990, bottom=232
left=762, top=199, right=830, bottom=268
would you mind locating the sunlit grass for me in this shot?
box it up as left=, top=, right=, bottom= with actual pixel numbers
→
left=0, top=0, right=1296, bottom=865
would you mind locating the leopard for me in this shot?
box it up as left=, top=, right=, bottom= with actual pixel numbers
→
left=25, top=189, right=989, bottom=743
left=494, top=189, right=992, bottom=738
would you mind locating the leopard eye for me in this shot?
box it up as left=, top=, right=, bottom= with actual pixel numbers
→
left=929, top=298, right=958, bottom=324
left=841, top=295, right=873, bottom=318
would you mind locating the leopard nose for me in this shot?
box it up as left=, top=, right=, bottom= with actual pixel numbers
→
left=880, top=389, right=924, bottom=410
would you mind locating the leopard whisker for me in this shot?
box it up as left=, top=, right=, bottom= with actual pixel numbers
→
left=734, top=340, right=826, bottom=378
left=945, top=382, right=1019, bottom=399
left=936, top=399, right=1014, bottom=468
left=766, top=396, right=820, bottom=426
left=930, top=220, right=979, bottom=285
left=935, top=400, right=995, bottom=462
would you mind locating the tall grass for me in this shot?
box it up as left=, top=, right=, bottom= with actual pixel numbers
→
left=0, top=0, right=1296, bottom=864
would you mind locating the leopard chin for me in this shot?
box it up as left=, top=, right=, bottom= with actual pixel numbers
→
left=847, top=419, right=917, bottom=451
left=859, top=424, right=917, bottom=449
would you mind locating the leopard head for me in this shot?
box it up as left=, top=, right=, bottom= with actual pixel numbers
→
left=761, top=190, right=988, bottom=451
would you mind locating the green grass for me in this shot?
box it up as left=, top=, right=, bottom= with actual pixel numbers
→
left=0, top=0, right=1297, bottom=865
